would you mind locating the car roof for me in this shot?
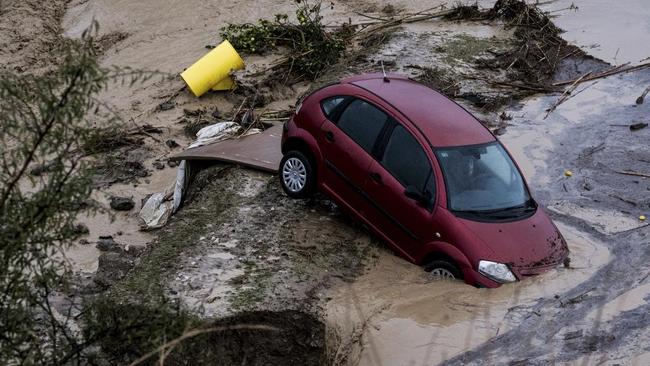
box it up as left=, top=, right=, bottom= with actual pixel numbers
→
left=341, top=73, right=495, bottom=147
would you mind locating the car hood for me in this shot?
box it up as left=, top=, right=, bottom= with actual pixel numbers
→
left=458, top=208, right=568, bottom=277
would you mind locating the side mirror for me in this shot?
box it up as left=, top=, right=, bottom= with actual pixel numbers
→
left=404, top=185, right=425, bottom=203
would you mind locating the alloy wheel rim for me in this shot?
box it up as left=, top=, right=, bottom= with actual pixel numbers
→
left=282, top=157, right=307, bottom=192
left=429, top=268, right=455, bottom=279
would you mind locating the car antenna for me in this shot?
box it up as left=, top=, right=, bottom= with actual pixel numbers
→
left=381, top=61, right=390, bottom=83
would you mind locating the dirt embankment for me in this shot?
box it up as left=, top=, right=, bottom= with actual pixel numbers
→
left=0, top=0, right=70, bottom=73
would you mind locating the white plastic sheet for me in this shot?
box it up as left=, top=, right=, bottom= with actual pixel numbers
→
left=138, top=192, right=173, bottom=230
left=189, top=122, right=239, bottom=148
left=139, top=121, right=241, bottom=230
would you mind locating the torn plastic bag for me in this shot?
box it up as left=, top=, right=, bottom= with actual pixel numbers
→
left=139, top=192, right=173, bottom=230
left=190, top=122, right=239, bottom=148
left=139, top=121, right=262, bottom=230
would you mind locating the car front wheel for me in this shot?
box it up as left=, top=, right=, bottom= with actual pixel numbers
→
left=279, top=150, right=315, bottom=198
left=424, top=260, right=462, bottom=280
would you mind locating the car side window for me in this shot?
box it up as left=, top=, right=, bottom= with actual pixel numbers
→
left=320, top=96, right=348, bottom=120
left=337, top=99, right=388, bottom=153
left=381, top=124, right=435, bottom=205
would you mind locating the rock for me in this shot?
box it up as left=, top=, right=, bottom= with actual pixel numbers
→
left=110, top=196, right=135, bottom=211
left=379, top=4, right=394, bottom=14
left=153, top=160, right=165, bottom=170
left=94, top=252, right=136, bottom=289
left=165, top=139, right=179, bottom=148
left=183, top=108, right=201, bottom=117
left=564, top=330, right=583, bottom=340
left=72, top=223, right=89, bottom=235
left=158, top=100, right=175, bottom=111
left=96, top=236, right=120, bottom=252
left=79, top=239, right=90, bottom=245
left=168, top=160, right=179, bottom=168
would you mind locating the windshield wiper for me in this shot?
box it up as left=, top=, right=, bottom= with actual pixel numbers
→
left=456, top=200, right=536, bottom=218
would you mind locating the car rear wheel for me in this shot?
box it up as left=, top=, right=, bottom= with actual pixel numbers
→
left=424, top=260, right=462, bottom=280
left=280, top=150, right=315, bottom=198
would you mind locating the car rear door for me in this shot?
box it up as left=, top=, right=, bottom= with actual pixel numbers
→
left=318, top=97, right=389, bottom=218
left=362, top=121, right=437, bottom=260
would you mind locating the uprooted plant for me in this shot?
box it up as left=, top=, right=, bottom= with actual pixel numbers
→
left=220, top=0, right=353, bottom=82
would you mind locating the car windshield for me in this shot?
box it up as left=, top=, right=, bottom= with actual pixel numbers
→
left=436, top=142, right=532, bottom=215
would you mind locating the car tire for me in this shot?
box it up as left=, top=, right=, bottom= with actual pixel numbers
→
left=424, top=260, right=462, bottom=280
left=279, top=150, right=316, bottom=199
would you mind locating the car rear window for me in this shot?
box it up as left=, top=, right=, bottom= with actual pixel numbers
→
left=337, top=99, right=388, bottom=153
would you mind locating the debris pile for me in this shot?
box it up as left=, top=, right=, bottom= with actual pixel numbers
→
left=220, top=1, right=353, bottom=83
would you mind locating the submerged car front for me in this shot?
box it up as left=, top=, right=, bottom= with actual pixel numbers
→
left=435, top=141, right=569, bottom=287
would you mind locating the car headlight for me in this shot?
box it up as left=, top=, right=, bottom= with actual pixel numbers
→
left=478, top=260, right=517, bottom=283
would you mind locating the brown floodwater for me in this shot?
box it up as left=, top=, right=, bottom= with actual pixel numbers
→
left=326, top=223, right=610, bottom=365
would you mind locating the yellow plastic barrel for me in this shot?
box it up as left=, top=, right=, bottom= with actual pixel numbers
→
left=181, top=40, right=244, bottom=97
left=211, top=76, right=236, bottom=91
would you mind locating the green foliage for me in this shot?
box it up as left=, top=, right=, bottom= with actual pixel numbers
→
left=0, top=25, right=158, bottom=365
left=220, top=1, right=352, bottom=81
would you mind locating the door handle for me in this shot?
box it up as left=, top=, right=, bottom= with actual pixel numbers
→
left=325, top=130, right=334, bottom=142
left=369, top=172, right=382, bottom=183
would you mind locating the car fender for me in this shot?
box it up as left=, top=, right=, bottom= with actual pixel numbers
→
left=283, top=127, right=323, bottom=167
left=418, top=241, right=487, bottom=285
left=418, top=241, right=473, bottom=270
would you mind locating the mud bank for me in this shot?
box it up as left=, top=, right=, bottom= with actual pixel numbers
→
left=0, top=0, right=70, bottom=73
left=107, top=163, right=378, bottom=313
left=86, top=301, right=327, bottom=366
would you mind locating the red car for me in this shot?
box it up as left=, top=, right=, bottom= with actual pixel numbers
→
left=279, top=73, right=569, bottom=288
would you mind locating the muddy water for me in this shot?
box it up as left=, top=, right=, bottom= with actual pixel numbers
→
left=586, top=281, right=650, bottom=324
left=326, top=4, right=650, bottom=362
left=499, top=68, right=650, bottom=233
left=327, top=223, right=609, bottom=365
left=61, top=165, right=179, bottom=273
left=539, top=0, right=650, bottom=65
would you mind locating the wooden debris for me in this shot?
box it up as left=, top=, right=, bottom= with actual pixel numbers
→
left=636, top=85, right=650, bottom=104
left=553, top=62, right=650, bottom=87
left=609, top=194, right=637, bottom=206
left=615, top=170, right=650, bottom=178
left=560, top=288, right=594, bottom=307
left=545, top=72, right=592, bottom=118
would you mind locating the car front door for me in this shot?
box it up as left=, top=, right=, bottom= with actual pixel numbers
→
left=318, top=97, right=388, bottom=218
left=363, top=122, right=437, bottom=260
